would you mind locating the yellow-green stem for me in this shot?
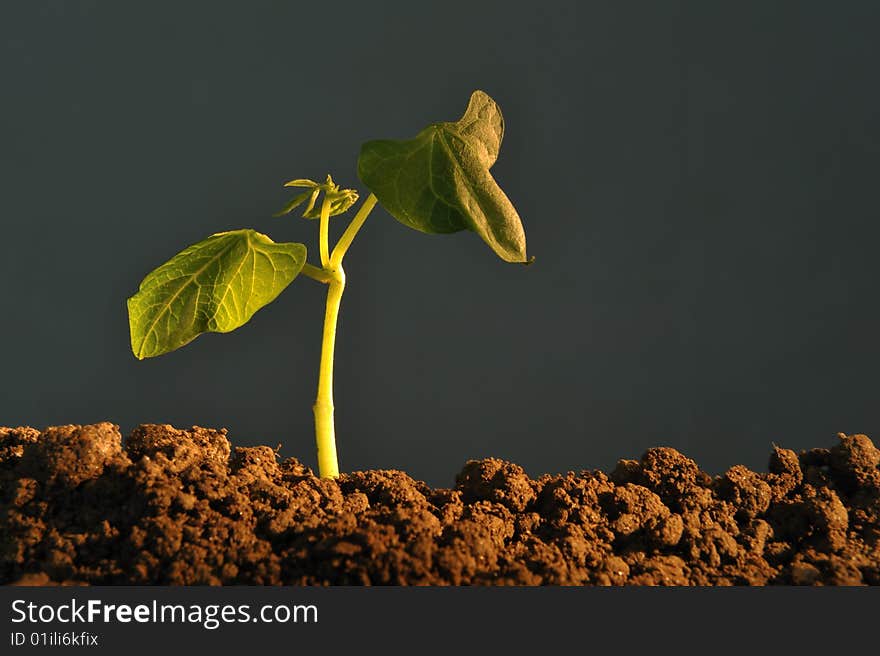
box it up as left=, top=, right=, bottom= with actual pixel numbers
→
left=300, top=262, right=334, bottom=284
left=311, top=193, right=378, bottom=478
left=318, top=196, right=331, bottom=267
left=313, top=267, right=344, bottom=478
left=331, top=193, right=377, bottom=267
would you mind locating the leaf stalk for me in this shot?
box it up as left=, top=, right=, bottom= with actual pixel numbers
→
left=318, top=196, right=332, bottom=268
left=331, top=193, right=378, bottom=267
left=300, top=263, right=334, bottom=284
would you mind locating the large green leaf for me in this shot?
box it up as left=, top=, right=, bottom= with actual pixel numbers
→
left=358, top=90, right=528, bottom=263
left=128, top=229, right=306, bottom=359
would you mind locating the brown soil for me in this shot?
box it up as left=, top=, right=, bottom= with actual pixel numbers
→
left=1, top=423, right=878, bottom=585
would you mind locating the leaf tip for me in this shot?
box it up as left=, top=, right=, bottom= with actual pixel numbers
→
left=129, top=331, right=147, bottom=360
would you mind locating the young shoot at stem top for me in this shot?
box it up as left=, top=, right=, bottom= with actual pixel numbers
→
left=126, top=90, right=530, bottom=478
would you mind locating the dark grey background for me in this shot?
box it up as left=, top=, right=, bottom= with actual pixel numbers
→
left=2, top=2, right=878, bottom=486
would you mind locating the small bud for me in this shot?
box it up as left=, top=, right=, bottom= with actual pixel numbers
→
left=279, top=173, right=359, bottom=220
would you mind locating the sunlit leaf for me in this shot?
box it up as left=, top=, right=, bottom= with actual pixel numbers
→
left=358, top=90, right=527, bottom=263
left=128, top=229, right=306, bottom=359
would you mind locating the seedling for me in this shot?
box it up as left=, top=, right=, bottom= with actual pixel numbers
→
left=127, top=91, right=529, bottom=478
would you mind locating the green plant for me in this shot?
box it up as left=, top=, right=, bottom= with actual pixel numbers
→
left=127, top=90, right=529, bottom=478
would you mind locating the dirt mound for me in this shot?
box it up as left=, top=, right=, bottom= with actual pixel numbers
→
left=1, top=423, right=878, bottom=585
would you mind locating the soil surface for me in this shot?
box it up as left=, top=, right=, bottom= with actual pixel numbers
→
left=1, top=423, right=878, bottom=585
